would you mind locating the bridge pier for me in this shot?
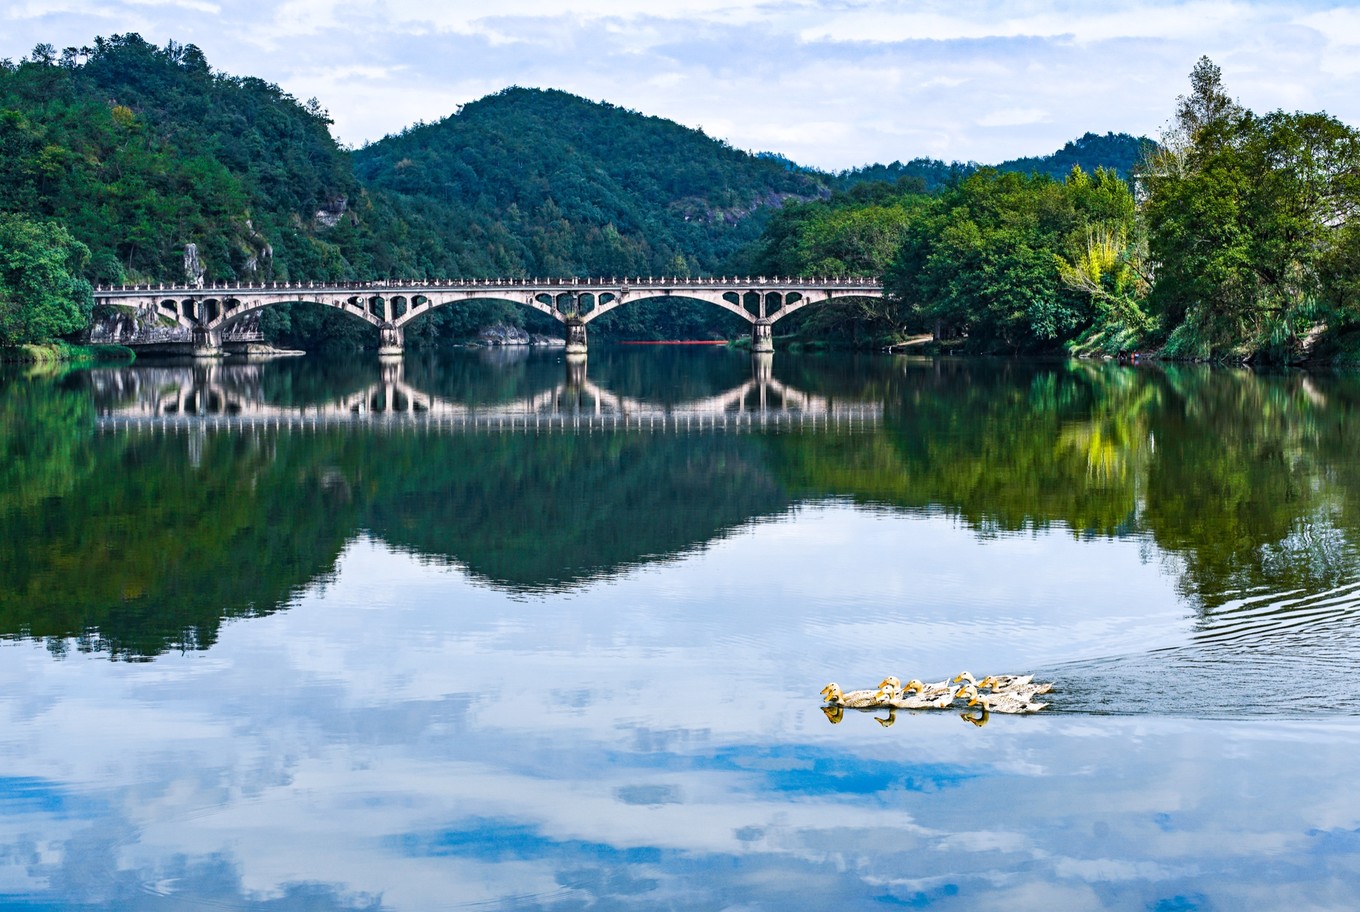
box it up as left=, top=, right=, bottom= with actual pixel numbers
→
left=192, top=325, right=222, bottom=359
left=565, top=319, right=588, bottom=355
left=751, top=321, right=774, bottom=353
left=378, top=322, right=404, bottom=357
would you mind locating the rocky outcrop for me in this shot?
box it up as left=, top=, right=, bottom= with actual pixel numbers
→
left=86, top=305, right=166, bottom=344
left=476, top=323, right=566, bottom=346
left=183, top=243, right=205, bottom=288
left=314, top=196, right=349, bottom=229
left=478, top=323, right=530, bottom=345
left=240, top=219, right=274, bottom=275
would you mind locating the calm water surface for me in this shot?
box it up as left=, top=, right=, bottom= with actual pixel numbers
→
left=2, top=348, right=1359, bottom=910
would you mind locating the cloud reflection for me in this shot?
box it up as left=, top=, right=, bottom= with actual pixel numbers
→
left=3, top=526, right=1360, bottom=909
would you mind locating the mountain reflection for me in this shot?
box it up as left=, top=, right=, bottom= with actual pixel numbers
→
left=4, top=352, right=1360, bottom=661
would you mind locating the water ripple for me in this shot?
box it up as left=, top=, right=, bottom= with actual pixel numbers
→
left=1044, top=581, right=1360, bottom=718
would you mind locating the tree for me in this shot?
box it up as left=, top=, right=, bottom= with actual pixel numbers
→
left=1141, top=58, right=1360, bottom=360
left=1055, top=166, right=1151, bottom=352
left=885, top=169, right=1093, bottom=351
left=0, top=214, right=93, bottom=345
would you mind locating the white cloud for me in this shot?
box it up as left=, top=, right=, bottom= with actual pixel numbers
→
left=977, top=107, right=1052, bottom=127
left=797, top=1, right=1258, bottom=45
left=1, top=1, right=1359, bottom=167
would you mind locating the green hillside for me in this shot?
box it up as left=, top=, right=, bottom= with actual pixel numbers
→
left=0, top=35, right=384, bottom=287
left=354, top=87, right=828, bottom=277
left=350, top=87, right=833, bottom=339
left=0, top=35, right=1166, bottom=349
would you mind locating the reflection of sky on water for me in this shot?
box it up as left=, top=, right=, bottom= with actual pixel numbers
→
left=2, top=505, right=1359, bottom=909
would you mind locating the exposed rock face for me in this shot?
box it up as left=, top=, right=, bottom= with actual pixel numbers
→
left=87, top=305, right=165, bottom=343
left=240, top=220, right=274, bottom=275
left=475, top=324, right=568, bottom=346
left=314, top=196, right=349, bottom=229
left=478, top=323, right=531, bottom=346
left=183, top=243, right=205, bottom=288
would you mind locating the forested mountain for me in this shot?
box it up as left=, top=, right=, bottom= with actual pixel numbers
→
left=0, top=35, right=371, bottom=286
left=353, top=87, right=827, bottom=277
left=998, top=132, right=1154, bottom=182
left=0, top=34, right=1166, bottom=349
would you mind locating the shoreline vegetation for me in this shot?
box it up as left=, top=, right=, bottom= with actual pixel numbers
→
left=0, top=37, right=1357, bottom=364
left=1, top=341, right=134, bottom=364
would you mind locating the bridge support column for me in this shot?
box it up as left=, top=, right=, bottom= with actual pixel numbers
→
left=751, top=321, right=774, bottom=353
left=378, top=322, right=404, bottom=357
left=191, top=325, right=222, bottom=359
left=565, top=319, right=588, bottom=355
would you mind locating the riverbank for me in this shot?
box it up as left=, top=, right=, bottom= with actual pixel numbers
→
left=1, top=341, right=136, bottom=364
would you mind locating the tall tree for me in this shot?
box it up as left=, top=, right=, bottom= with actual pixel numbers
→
left=1142, top=57, right=1360, bottom=360
left=0, top=213, right=93, bottom=345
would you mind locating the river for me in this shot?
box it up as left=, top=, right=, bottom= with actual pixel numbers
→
left=2, top=347, right=1358, bottom=910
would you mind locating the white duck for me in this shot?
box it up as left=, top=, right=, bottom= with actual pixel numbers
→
left=957, top=683, right=1048, bottom=714
left=877, top=678, right=959, bottom=710
left=820, top=682, right=885, bottom=708
left=979, top=674, right=1045, bottom=693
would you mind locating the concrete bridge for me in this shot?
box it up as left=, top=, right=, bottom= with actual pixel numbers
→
left=92, top=276, right=884, bottom=356
left=91, top=357, right=883, bottom=434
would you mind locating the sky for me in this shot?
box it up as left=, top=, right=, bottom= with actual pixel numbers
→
left=2, top=0, right=1359, bottom=170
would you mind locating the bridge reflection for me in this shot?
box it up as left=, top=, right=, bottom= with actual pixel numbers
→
left=93, top=356, right=883, bottom=433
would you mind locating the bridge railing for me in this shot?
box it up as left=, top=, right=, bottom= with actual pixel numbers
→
left=95, top=275, right=884, bottom=294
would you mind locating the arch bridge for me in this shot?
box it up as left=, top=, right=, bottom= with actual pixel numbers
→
left=93, top=276, right=884, bottom=357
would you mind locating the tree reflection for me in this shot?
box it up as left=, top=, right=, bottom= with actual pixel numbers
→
left=4, top=354, right=1360, bottom=658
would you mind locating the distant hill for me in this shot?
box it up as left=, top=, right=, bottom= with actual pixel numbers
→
left=352, top=87, right=829, bottom=279
left=996, top=131, right=1155, bottom=181
left=836, top=132, right=1153, bottom=192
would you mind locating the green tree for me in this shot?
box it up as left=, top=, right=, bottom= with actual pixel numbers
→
left=1141, top=57, right=1360, bottom=360
left=0, top=213, right=93, bottom=345
left=886, top=170, right=1093, bottom=351
left=1055, top=165, right=1151, bottom=353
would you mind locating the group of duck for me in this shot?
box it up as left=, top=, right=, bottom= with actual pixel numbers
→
left=820, top=672, right=1053, bottom=723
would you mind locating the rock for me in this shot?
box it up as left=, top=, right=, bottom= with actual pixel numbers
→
left=314, top=196, right=348, bottom=229
left=87, top=304, right=165, bottom=343
left=477, top=323, right=531, bottom=346
left=183, top=243, right=205, bottom=288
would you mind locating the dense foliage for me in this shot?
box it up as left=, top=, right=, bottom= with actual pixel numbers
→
left=896, top=166, right=1148, bottom=353
left=1142, top=58, right=1360, bottom=360
left=747, top=165, right=1144, bottom=352
left=0, top=213, right=93, bottom=345
left=754, top=59, right=1360, bottom=361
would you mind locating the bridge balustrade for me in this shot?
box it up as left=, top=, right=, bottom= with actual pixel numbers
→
left=96, top=275, right=885, bottom=356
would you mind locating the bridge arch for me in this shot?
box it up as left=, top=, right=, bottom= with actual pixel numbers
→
left=580, top=290, right=758, bottom=325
